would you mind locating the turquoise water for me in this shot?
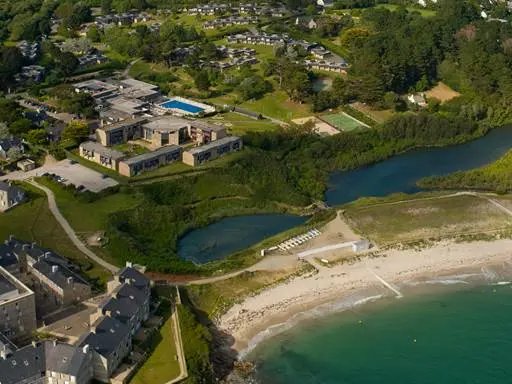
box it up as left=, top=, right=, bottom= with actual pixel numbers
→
left=326, top=125, right=512, bottom=205
left=252, top=280, right=512, bottom=383
left=159, top=99, right=204, bottom=113
left=177, top=214, right=307, bottom=264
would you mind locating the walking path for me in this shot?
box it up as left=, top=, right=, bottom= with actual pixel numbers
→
left=27, top=179, right=120, bottom=274
left=167, top=289, right=188, bottom=384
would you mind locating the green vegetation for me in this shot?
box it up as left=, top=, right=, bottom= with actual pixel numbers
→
left=375, top=4, right=437, bottom=18
left=177, top=305, right=215, bottom=384
left=206, top=112, right=280, bottom=135
left=131, top=301, right=180, bottom=384
left=344, top=194, right=512, bottom=245
left=321, top=111, right=366, bottom=131
left=418, top=150, right=512, bottom=194
left=0, top=183, right=112, bottom=288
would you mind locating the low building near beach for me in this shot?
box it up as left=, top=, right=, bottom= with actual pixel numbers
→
left=352, top=240, right=371, bottom=253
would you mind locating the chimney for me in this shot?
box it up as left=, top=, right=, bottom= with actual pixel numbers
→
left=31, top=242, right=36, bottom=249
left=126, top=261, right=133, bottom=268
left=8, top=235, right=14, bottom=241
left=82, top=344, right=90, bottom=354
left=91, top=327, right=96, bottom=334
left=44, top=252, right=51, bottom=258
left=0, top=348, right=7, bottom=360
left=38, top=255, right=45, bottom=262
left=67, top=277, right=73, bottom=285
left=51, top=265, right=58, bottom=273
left=22, top=244, right=29, bottom=251
left=52, top=340, right=57, bottom=347
left=32, top=341, right=37, bottom=348
left=105, top=310, right=112, bottom=317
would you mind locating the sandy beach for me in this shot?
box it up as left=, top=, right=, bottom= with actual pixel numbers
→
left=218, top=238, right=512, bottom=353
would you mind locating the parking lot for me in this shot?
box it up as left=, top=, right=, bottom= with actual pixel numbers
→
left=43, top=160, right=119, bottom=192
left=2, top=159, right=119, bottom=193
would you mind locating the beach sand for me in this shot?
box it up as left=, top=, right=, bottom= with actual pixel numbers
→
left=218, top=238, right=512, bottom=353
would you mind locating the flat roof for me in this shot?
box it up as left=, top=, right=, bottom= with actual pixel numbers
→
left=108, top=97, right=148, bottom=114
left=143, top=116, right=191, bottom=132
left=186, top=135, right=241, bottom=155
left=0, top=273, right=17, bottom=297
left=120, top=78, right=159, bottom=90
left=121, top=145, right=181, bottom=165
left=192, top=120, right=227, bottom=132
left=73, top=79, right=117, bottom=91
left=97, top=117, right=148, bottom=132
left=80, top=141, right=125, bottom=160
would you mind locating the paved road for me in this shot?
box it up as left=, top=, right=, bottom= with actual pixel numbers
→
left=27, top=179, right=120, bottom=274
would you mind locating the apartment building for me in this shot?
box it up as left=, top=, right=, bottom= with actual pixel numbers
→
left=79, top=141, right=124, bottom=170
left=183, top=135, right=242, bottom=166
left=95, top=118, right=148, bottom=146
left=118, top=145, right=182, bottom=177
left=142, top=117, right=190, bottom=147
left=0, top=183, right=25, bottom=212
left=27, top=252, right=92, bottom=308
left=188, top=122, right=227, bottom=144
left=0, top=267, right=37, bottom=342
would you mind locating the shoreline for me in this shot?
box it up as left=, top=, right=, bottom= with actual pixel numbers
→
left=217, top=238, right=512, bottom=355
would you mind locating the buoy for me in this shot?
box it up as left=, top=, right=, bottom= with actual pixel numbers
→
left=413, top=339, right=417, bottom=343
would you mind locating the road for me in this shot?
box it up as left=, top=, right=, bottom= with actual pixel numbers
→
left=27, top=179, right=120, bottom=274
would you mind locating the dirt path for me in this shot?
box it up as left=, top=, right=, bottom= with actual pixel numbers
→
left=27, top=179, right=119, bottom=274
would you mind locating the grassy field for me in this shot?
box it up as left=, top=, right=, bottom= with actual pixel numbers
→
left=0, top=184, right=112, bottom=287
left=210, top=90, right=311, bottom=121
left=36, top=178, right=138, bottom=234
left=206, top=112, right=281, bottom=135
left=321, top=112, right=366, bottom=131
left=376, top=4, right=437, bottom=17
left=131, top=302, right=180, bottom=384
left=425, top=82, right=461, bottom=103
left=345, top=194, right=512, bottom=245
left=350, top=102, right=394, bottom=123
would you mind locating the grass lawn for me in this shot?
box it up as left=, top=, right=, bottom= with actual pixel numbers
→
left=345, top=194, right=512, bottom=245
left=36, top=178, right=139, bottom=234
left=0, top=184, right=112, bottom=287
left=131, top=302, right=180, bottom=384
left=210, top=90, right=311, bottom=122
left=321, top=112, right=366, bottom=131
left=113, top=143, right=150, bottom=155
left=350, top=102, right=394, bottom=124
left=376, top=4, right=437, bottom=17
left=207, top=112, right=281, bottom=135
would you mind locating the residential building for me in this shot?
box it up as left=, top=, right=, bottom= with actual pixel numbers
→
left=187, top=122, right=227, bottom=144
left=142, top=117, right=190, bottom=147
left=118, top=145, right=182, bottom=177
left=203, top=16, right=259, bottom=29
left=73, top=80, right=118, bottom=100
left=408, top=93, right=427, bottom=107
left=0, top=341, right=46, bottom=384
left=0, top=240, right=24, bottom=277
left=45, top=341, right=93, bottom=384
left=0, top=183, right=25, bottom=212
left=95, top=118, right=148, bottom=146
left=0, top=138, right=24, bottom=160
left=295, top=17, right=318, bottom=29
left=118, top=79, right=161, bottom=103
left=79, top=141, right=125, bottom=170
left=183, top=136, right=242, bottom=166
left=15, top=65, right=45, bottom=83
left=17, top=159, right=36, bottom=172
left=102, top=97, right=150, bottom=120
left=16, top=41, right=39, bottom=60
left=27, top=252, right=92, bottom=308
left=0, top=266, right=37, bottom=342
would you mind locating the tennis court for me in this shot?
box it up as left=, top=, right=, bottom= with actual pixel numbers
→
left=321, top=112, right=367, bottom=132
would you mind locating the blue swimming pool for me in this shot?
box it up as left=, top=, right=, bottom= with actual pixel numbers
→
left=159, top=99, right=204, bottom=114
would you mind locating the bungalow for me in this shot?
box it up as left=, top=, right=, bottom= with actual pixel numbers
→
left=408, top=93, right=427, bottom=107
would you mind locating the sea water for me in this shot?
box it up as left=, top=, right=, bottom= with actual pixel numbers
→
left=250, top=267, right=512, bottom=383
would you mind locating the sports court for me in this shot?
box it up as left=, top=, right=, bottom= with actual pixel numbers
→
left=321, top=112, right=368, bottom=132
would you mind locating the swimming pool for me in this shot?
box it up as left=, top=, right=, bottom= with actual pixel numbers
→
left=159, top=99, right=204, bottom=114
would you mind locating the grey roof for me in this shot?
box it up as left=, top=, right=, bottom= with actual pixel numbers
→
left=118, top=267, right=151, bottom=289
left=44, top=341, right=89, bottom=377
left=192, top=120, right=227, bottom=133
left=116, top=283, right=147, bottom=306
left=80, top=141, right=125, bottom=160
left=0, top=244, right=20, bottom=270
left=98, top=117, right=148, bottom=132
left=0, top=342, right=46, bottom=384
left=0, top=138, right=22, bottom=152
left=143, top=116, right=191, bottom=133
left=0, top=274, right=16, bottom=296
left=186, top=136, right=241, bottom=155
left=0, top=183, right=22, bottom=194
left=32, top=256, right=90, bottom=289
left=101, top=295, right=140, bottom=325
left=80, top=316, right=130, bottom=357
left=120, top=145, right=181, bottom=165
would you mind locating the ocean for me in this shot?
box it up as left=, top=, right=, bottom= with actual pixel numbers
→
left=249, top=266, right=512, bottom=384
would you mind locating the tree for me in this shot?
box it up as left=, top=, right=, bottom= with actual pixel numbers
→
left=61, top=120, right=89, bottom=144
left=25, top=129, right=48, bottom=145
left=193, top=70, right=211, bottom=91
left=0, top=123, right=9, bottom=139
left=56, top=52, right=79, bottom=76
left=9, top=119, right=33, bottom=136
left=236, top=75, right=272, bottom=101
left=86, top=26, right=102, bottom=43
left=101, top=0, right=112, bottom=14
left=6, top=146, right=23, bottom=161
left=383, top=91, right=400, bottom=110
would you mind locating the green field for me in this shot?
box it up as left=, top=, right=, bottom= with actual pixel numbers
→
left=376, top=4, right=437, bottom=17
left=206, top=112, right=280, bottom=135
left=0, top=184, right=112, bottom=287
left=131, top=302, right=180, bottom=384
left=321, top=112, right=366, bottom=132
left=345, top=194, right=512, bottom=245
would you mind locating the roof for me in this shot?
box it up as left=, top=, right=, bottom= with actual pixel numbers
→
left=80, top=141, right=125, bottom=160
left=0, top=243, right=21, bottom=270
left=80, top=316, right=130, bottom=357
left=44, top=341, right=89, bottom=377
left=119, top=78, right=159, bottom=91
left=101, top=295, right=140, bottom=325
left=192, top=120, right=227, bottom=133
left=108, top=97, right=148, bottom=114
left=186, top=136, right=241, bottom=155
left=98, top=117, right=148, bottom=132
left=120, top=145, right=181, bottom=165
left=0, top=342, right=46, bottom=384
left=115, top=283, right=147, bottom=306
left=118, top=266, right=151, bottom=289
left=0, top=273, right=17, bottom=297
left=143, top=116, right=191, bottom=133
left=32, top=256, right=90, bottom=289
left=0, top=138, right=22, bottom=152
